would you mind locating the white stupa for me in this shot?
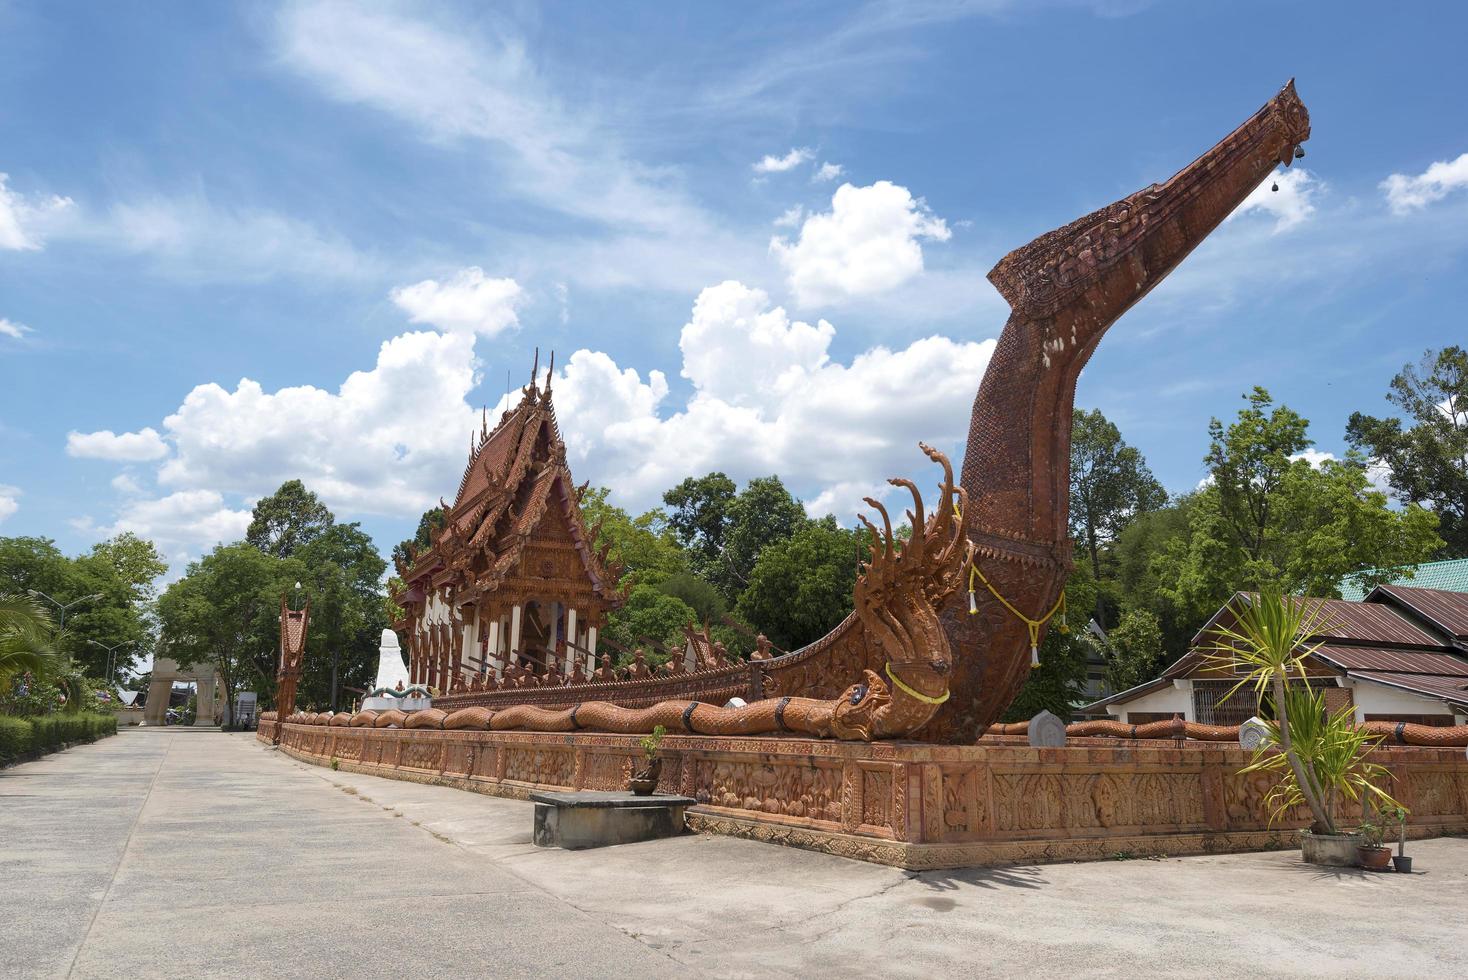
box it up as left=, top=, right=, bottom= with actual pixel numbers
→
left=361, top=629, right=430, bottom=711
left=372, top=629, right=411, bottom=692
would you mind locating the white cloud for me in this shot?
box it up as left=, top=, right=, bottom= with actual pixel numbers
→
left=770, top=180, right=951, bottom=306
left=813, top=162, right=845, bottom=182
left=0, top=317, right=32, bottom=341
left=85, top=490, right=253, bottom=565
left=0, top=173, right=75, bottom=251
left=110, top=473, right=146, bottom=496
left=552, top=280, right=994, bottom=514
left=273, top=0, right=704, bottom=235
left=753, top=147, right=813, bottom=174
left=100, top=192, right=371, bottom=282
left=66, top=427, right=170, bottom=462
left=151, top=328, right=481, bottom=517
left=1291, top=449, right=1335, bottom=468
left=1381, top=152, right=1468, bottom=214
left=1233, top=168, right=1318, bottom=232
left=390, top=267, right=524, bottom=337
left=773, top=205, right=804, bottom=228
left=0, top=485, right=19, bottom=523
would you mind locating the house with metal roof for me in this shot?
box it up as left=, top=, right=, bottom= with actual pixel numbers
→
left=1338, top=557, right=1468, bottom=601
left=1077, top=584, right=1468, bottom=727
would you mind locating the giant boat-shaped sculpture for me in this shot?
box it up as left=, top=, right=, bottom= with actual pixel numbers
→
left=391, top=80, right=1314, bottom=744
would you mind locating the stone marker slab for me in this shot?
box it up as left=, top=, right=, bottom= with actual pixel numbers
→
left=529, top=791, right=697, bottom=850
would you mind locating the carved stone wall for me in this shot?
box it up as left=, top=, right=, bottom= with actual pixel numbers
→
left=260, top=720, right=1468, bottom=870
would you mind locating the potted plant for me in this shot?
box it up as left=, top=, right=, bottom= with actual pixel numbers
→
left=1356, top=812, right=1392, bottom=870
left=1381, top=804, right=1412, bottom=873
left=1209, top=590, right=1400, bottom=867
left=628, top=724, right=666, bottom=796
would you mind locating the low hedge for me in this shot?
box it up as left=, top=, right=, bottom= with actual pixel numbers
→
left=0, top=713, right=118, bottom=765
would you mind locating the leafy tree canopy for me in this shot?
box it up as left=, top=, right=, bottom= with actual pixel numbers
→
left=1155, top=389, right=1442, bottom=624
left=719, top=476, right=809, bottom=600
left=246, top=479, right=335, bottom=559
left=662, top=472, right=736, bottom=578
left=1069, top=408, right=1167, bottom=627
left=1347, top=345, right=1468, bottom=557
left=736, top=517, right=859, bottom=650
left=0, top=534, right=162, bottom=678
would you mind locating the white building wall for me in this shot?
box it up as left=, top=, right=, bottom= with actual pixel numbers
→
left=1344, top=680, right=1459, bottom=724
left=1105, top=680, right=1194, bottom=722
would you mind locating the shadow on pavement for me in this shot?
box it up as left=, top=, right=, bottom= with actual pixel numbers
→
left=915, top=864, right=1048, bottom=892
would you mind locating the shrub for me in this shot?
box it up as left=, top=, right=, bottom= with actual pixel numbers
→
left=0, top=713, right=117, bottom=765
left=0, top=716, right=32, bottom=763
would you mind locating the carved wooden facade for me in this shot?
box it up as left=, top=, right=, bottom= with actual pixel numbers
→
left=393, top=365, right=625, bottom=693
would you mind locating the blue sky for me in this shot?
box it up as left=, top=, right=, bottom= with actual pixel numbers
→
left=2, top=0, right=1465, bottom=572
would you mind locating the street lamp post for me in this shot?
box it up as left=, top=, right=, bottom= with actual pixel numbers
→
left=87, top=639, right=132, bottom=687
left=28, top=591, right=103, bottom=632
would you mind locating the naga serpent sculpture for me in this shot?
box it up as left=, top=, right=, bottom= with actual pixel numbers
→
left=284, top=81, right=1314, bottom=744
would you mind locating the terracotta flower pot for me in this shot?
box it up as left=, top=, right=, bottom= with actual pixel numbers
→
left=1357, top=845, right=1392, bottom=871
left=628, top=757, right=662, bottom=796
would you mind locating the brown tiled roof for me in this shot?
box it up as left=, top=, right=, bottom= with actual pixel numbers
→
left=1305, top=597, right=1445, bottom=647
left=1375, top=584, right=1468, bottom=641
left=1313, top=645, right=1468, bottom=676
left=398, top=377, right=622, bottom=608
left=1349, top=671, right=1468, bottom=706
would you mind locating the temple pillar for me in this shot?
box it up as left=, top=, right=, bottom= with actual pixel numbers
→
left=566, top=607, right=577, bottom=658
left=587, top=625, right=598, bottom=674
left=461, top=610, right=479, bottom=679
left=194, top=675, right=216, bottom=726
left=487, top=620, right=500, bottom=669
left=510, top=604, right=523, bottom=658
left=143, top=677, right=172, bottom=726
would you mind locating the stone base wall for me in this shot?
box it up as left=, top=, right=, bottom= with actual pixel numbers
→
left=260, top=720, right=1468, bottom=870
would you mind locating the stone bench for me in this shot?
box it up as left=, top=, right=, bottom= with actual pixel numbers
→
left=529, top=791, right=697, bottom=850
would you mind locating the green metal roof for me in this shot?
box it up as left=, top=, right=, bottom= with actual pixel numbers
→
left=1340, top=557, right=1468, bottom=602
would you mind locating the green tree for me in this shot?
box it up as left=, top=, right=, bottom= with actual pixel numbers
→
left=719, top=476, right=809, bottom=600
left=662, top=473, right=736, bottom=578
left=579, top=488, right=687, bottom=585
left=1156, top=389, right=1441, bottom=623
left=1347, top=345, right=1468, bottom=557
left=654, top=571, right=726, bottom=626
left=736, top=518, right=860, bottom=650
left=0, top=535, right=161, bottom=678
left=1104, top=608, right=1164, bottom=693
left=246, top=479, right=335, bottom=559
left=391, top=505, right=446, bottom=572
left=295, top=523, right=388, bottom=711
left=1111, top=498, right=1197, bottom=659
left=602, top=584, right=698, bottom=665
left=158, top=543, right=288, bottom=726
left=1069, top=408, right=1167, bottom=628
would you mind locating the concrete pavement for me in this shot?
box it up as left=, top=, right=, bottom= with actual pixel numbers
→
left=3, top=728, right=1466, bottom=979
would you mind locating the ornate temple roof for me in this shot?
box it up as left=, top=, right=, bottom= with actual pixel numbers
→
left=397, top=366, right=624, bottom=611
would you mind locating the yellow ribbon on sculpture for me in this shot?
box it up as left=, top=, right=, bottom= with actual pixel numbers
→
left=885, top=662, right=951, bottom=705
left=953, top=502, right=1067, bottom=669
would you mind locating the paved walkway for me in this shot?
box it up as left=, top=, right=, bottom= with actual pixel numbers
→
left=3, top=729, right=1467, bottom=979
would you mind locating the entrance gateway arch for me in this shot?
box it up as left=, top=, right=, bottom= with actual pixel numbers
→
left=142, top=657, right=221, bottom=726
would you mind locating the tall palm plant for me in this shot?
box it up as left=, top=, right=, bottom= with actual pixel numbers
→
left=1205, top=589, right=1339, bottom=833
left=0, top=592, right=61, bottom=684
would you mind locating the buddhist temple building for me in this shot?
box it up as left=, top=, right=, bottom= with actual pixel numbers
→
left=391, top=362, right=625, bottom=693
